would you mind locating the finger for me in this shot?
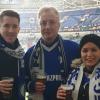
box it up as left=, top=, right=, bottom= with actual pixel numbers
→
left=36, top=82, right=45, bottom=85
left=0, top=83, right=13, bottom=88
left=3, top=87, right=12, bottom=91
left=0, top=80, right=13, bottom=84
left=35, top=86, right=45, bottom=92
left=57, top=95, right=66, bottom=100
left=1, top=90, right=10, bottom=94
left=35, top=82, right=45, bottom=89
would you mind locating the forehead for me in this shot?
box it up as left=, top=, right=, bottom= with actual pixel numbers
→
left=0, top=16, right=19, bottom=25
left=82, top=42, right=99, bottom=49
left=39, top=11, right=59, bottom=21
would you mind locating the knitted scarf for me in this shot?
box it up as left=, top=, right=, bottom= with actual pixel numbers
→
left=0, top=41, right=24, bottom=59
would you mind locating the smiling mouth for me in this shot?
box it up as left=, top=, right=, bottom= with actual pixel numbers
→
left=86, top=59, right=95, bottom=64
left=7, top=35, right=15, bottom=38
left=87, top=59, right=93, bottom=61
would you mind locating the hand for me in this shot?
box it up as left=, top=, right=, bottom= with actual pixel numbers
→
left=57, top=86, right=66, bottom=100
left=0, top=80, right=13, bottom=94
left=35, top=81, right=45, bottom=94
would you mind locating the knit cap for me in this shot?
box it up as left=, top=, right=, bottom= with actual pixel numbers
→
left=80, top=34, right=100, bottom=50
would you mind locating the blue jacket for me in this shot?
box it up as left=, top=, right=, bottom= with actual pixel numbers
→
left=24, top=36, right=79, bottom=100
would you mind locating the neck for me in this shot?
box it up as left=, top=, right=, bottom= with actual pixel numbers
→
left=84, top=66, right=94, bottom=74
left=42, top=35, right=59, bottom=46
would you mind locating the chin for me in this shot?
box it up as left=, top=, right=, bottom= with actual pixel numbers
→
left=6, top=40, right=15, bottom=44
left=86, top=63, right=96, bottom=68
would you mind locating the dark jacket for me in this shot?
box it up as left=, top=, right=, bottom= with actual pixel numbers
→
left=0, top=35, right=25, bottom=100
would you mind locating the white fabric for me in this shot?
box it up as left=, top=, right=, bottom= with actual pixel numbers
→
left=72, top=63, right=100, bottom=100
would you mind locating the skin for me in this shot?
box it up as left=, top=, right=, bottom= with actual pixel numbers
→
left=81, top=42, right=100, bottom=69
left=39, top=10, right=60, bottom=44
left=0, top=80, right=13, bottom=94
left=0, top=16, right=19, bottom=94
left=0, top=16, right=20, bottom=44
left=57, top=86, right=66, bottom=100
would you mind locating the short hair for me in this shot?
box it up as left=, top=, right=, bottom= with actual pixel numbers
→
left=38, top=6, right=59, bottom=19
left=0, top=10, right=20, bottom=23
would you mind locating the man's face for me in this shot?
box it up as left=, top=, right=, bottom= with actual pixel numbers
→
left=0, top=16, right=20, bottom=44
left=39, top=11, right=60, bottom=43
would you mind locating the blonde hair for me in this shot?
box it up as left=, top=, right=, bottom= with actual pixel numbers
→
left=38, top=6, right=59, bottom=19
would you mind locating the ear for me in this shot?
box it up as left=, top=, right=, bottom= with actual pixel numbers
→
left=18, top=26, right=20, bottom=33
left=58, top=22, right=60, bottom=29
left=0, top=25, right=1, bottom=33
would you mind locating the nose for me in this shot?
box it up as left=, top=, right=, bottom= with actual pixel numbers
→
left=87, top=51, right=92, bottom=56
left=8, top=26, right=14, bottom=33
left=45, top=22, right=50, bottom=29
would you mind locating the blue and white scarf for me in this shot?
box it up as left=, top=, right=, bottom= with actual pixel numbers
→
left=67, top=63, right=100, bottom=100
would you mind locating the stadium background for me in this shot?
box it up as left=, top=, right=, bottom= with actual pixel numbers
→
left=0, top=0, right=100, bottom=52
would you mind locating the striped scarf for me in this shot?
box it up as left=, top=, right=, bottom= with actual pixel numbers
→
left=29, top=35, right=68, bottom=83
left=67, top=63, right=100, bottom=100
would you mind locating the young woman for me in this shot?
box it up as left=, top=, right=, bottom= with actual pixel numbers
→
left=57, top=34, right=100, bottom=100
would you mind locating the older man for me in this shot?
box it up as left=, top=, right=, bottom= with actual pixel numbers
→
left=24, top=7, right=79, bottom=100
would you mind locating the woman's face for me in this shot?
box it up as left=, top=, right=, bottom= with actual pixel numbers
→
left=81, top=42, right=100, bottom=68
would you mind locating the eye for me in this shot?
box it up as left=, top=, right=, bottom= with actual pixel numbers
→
left=82, top=49, right=88, bottom=53
left=12, top=25, right=19, bottom=29
left=82, top=48, right=98, bottom=53
left=91, top=48, right=98, bottom=52
left=40, top=21, right=47, bottom=26
left=4, top=24, right=10, bottom=28
left=49, top=20, right=56, bottom=25
left=3, top=24, right=18, bottom=29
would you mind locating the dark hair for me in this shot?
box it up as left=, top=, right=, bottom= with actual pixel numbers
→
left=80, top=34, right=100, bottom=51
left=0, top=10, right=20, bottom=23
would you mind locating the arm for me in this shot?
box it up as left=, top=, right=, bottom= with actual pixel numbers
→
left=24, top=47, right=45, bottom=93
left=24, top=47, right=35, bottom=93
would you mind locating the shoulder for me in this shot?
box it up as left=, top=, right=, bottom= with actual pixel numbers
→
left=62, top=39, right=79, bottom=57
left=26, top=46, right=34, bottom=53
left=24, top=46, right=34, bottom=59
left=63, top=39, right=79, bottom=47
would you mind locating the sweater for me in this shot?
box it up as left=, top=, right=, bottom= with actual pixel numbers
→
left=24, top=35, right=79, bottom=100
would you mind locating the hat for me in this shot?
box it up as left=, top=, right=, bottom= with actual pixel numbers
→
left=80, top=34, right=100, bottom=51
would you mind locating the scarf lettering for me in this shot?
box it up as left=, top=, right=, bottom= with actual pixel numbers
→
left=94, top=83, right=100, bottom=94
left=94, top=95, right=100, bottom=100
left=46, top=75, right=62, bottom=81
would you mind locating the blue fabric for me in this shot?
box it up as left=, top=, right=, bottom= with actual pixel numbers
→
left=24, top=37, right=79, bottom=100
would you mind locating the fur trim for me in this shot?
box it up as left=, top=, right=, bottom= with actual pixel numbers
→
left=71, top=58, right=82, bottom=68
